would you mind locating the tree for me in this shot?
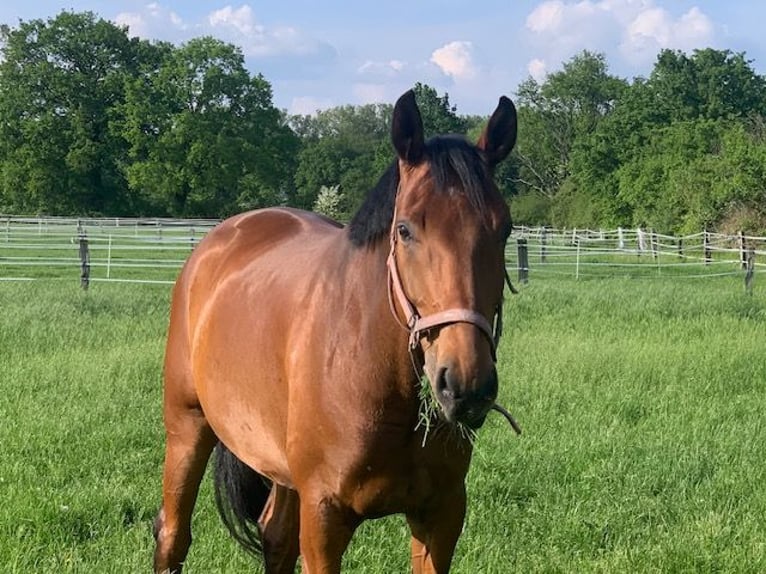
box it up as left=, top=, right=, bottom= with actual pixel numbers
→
left=511, top=51, right=627, bottom=226
left=412, top=82, right=467, bottom=137
left=648, top=48, right=766, bottom=123
left=0, top=11, right=145, bottom=214
left=313, top=184, right=345, bottom=220
left=121, top=37, right=298, bottom=217
left=516, top=47, right=766, bottom=230
left=291, top=103, right=391, bottom=213
left=564, top=48, right=766, bottom=230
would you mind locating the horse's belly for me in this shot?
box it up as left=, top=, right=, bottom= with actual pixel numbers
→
left=192, top=279, right=294, bottom=487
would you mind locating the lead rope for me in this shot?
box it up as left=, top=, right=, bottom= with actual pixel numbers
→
left=496, top=263, right=522, bottom=435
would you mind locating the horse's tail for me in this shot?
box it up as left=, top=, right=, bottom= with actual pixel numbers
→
left=213, top=442, right=272, bottom=557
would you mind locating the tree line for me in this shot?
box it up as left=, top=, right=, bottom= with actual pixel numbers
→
left=1, top=11, right=765, bottom=233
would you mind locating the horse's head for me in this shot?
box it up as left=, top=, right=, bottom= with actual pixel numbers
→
left=388, top=90, right=517, bottom=430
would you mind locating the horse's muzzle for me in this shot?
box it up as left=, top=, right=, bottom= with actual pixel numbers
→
left=435, top=366, right=498, bottom=429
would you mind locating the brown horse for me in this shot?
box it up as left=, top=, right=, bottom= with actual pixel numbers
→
left=153, top=89, right=518, bottom=574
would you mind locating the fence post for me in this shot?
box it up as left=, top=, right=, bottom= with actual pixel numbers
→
left=575, top=239, right=581, bottom=280
left=650, top=228, right=658, bottom=261
left=106, top=235, right=112, bottom=279
left=739, top=231, right=747, bottom=269
left=637, top=227, right=646, bottom=256
left=617, top=227, right=624, bottom=251
left=190, top=227, right=195, bottom=251
left=5, top=217, right=9, bottom=243
left=540, top=227, right=547, bottom=263
left=78, top=222, right=90, bottom=290
left=678, top=237, right=684, bottom=260
left=517, top=238, right=529, bottom=284
left=703, top=229, right=711, bottom=266
left=745, top=247, right=755, bottom=295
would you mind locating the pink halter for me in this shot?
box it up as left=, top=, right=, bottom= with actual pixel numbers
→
left=386, top=201, right=503, bottom=361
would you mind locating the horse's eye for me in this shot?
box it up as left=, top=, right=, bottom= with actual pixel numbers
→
left=396, top=223, right=413, bottom=243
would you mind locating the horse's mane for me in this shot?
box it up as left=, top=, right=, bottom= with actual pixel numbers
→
left=347, top=136, right=491, bottom=248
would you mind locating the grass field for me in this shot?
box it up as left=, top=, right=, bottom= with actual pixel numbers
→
left=1, top=275, right=765, bottom=572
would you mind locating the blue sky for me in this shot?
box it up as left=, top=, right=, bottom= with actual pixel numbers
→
left=2, top=1, right=765, bottom=115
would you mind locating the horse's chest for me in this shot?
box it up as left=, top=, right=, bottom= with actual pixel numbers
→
left=341, top=442, right=470, bottom=518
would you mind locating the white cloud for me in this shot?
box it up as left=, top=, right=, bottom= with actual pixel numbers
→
left=289, top=96, right=335, bottom=116
left=208, top=5, right=261, bottom=35
left=114, top=12, right=148, bottom=37
left=525, top=1, right=717, bottom=74
left=526, top=0, right=566, bottom=33
left=528, top=58, right=548, bottom=81
left=430, top=41, right=478, bottom=81
left=358, top=59, right=406, bottom=76
left=353, top=83, right=388, bottom=104
left=207, top=5, right=330, bottom=59
left=622, top=6, right=714, bottom=63
left=115, top=4, right=186, bottom=39
left=115, top=3, right=335, bottom=63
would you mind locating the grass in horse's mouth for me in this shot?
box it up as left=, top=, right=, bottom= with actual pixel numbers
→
left=415, top=375, right=477, bottom=446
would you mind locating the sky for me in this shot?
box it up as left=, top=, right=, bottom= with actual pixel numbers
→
left=1, top=1, right=765, bottom=116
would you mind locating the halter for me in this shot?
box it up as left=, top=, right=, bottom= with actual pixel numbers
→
left=385, top=195, right=522, bottom=435
left=386, top=201, right=507, bottom=363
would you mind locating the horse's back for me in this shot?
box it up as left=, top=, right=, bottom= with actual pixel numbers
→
left=172, top=207, right=341, bottom=342
left=164, top=208, right=343, bottom=485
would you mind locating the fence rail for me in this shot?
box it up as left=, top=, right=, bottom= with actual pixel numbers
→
left=0, top=217, right=762, bottom=290
left=506, top=226, right=764, bottom=290
left=1, top=215, right=219, bottom=285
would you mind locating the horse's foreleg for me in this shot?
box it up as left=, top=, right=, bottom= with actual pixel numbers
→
left=153, top=406, right=217, bottom=574
left=406, top=483, right=467, bottom=574
left=259, top=484, right=301, bottom=574
left=298, top=495, right=359, bottom=574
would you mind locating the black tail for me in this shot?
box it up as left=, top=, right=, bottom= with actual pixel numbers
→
left=213, top=442, right=272, bottom=557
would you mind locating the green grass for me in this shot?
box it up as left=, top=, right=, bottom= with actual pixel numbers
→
left=1, top=276, right=765, bottom=572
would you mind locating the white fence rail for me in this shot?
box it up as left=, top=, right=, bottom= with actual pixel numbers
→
left=506, top=226, right=764, bottom=288
left=0, top=217, right=762, bottom=289
left=0, top=215, right=219, bottom=285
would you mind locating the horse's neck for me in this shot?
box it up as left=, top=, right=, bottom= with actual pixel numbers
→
left=336, top=236, right=418, bottom=397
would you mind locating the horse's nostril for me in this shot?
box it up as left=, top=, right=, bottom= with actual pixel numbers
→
left=437, top=367, right=463, bottom=402
left=436, top=367, right=452, bottom=399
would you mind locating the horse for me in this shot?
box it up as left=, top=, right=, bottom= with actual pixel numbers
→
left=153, top=89, right=518, bottom=574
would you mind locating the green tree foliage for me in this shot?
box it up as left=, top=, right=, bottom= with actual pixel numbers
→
left=0, top=12, right=296, bottom=217
left=516, top=48, right=766, bottom=232
left=614, top=119, right=766, bottom=233
left=289, top=83, right=472, bottom=216
left=514, top=51, right=627, bottom=209
left=121, top=37, right=298, bottom=217
left=649, top=48, right=766, bottom=122
left=412, top=82, right=467, bottom=137
left=1, top=10, right=764, bottom=233
left=291, top=103, right=392, bottom=213
left=313, top=184, right=345, bottom=221
left=0, top=12, right=143, bottom=214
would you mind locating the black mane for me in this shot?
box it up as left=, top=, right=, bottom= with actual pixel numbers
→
left=347, top=136, right=492, bottom=248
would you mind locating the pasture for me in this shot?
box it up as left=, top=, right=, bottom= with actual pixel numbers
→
left=1, top=275, right=765, bottom=572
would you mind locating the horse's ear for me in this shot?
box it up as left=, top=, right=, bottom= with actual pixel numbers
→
left=391, top=90, right=424, bottom=164
left=477, top=96, right=517, bottom=168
